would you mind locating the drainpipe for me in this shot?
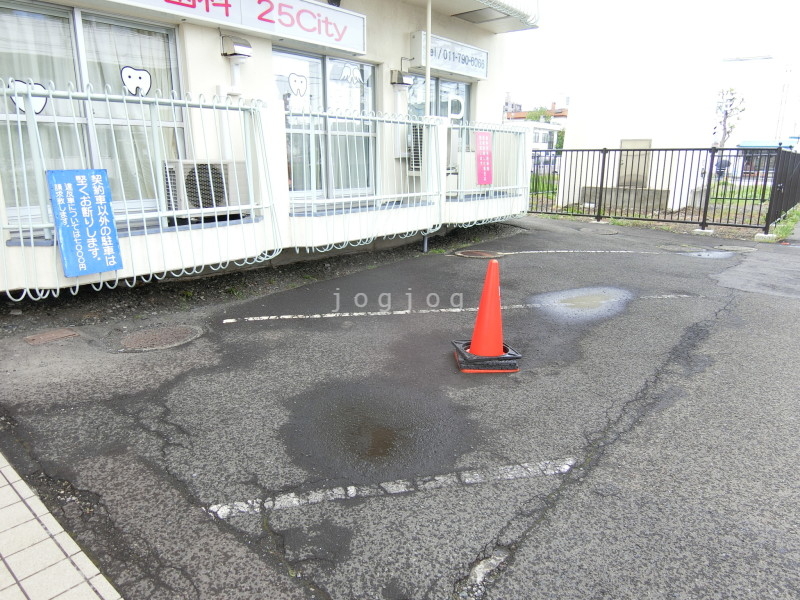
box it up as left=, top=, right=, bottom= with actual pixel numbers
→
left=422, top=0, right=432, bottom=253
left=425, top=0, right=431, bottom=118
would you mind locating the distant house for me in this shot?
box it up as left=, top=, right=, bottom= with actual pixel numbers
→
left=504, top=103, right=566, bottom=151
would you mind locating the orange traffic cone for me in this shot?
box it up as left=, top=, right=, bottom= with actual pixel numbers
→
left=452, top=259, right=521, bottom=373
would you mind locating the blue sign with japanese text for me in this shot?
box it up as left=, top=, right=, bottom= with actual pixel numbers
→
left=47, top=169, right=123, bottom=278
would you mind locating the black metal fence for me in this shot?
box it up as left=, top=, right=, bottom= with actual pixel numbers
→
left=530, top=147, right=800, bottom=233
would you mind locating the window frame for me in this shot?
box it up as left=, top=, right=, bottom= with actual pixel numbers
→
left=0, top=0, right=183, bottom=223
left=274, top=48, right=376, bottom=202
left=407, top=74, right=471, bottom=124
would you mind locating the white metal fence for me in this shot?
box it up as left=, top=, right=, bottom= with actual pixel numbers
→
left=1, top=80, right=530, bottom=300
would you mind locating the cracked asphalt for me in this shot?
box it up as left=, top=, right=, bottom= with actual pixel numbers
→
left=1, top=215, right=799, bottom=599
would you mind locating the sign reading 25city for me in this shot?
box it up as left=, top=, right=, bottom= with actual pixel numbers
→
left=124, top=0, right=367, bottom=54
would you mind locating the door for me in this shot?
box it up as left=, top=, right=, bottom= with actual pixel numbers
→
left=618, top=139, right=651, bottom=187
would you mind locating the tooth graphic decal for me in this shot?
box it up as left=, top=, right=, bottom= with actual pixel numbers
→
left=121, top=66, right=152, bottom=96
left=9, top=80, right=48, bottom=114
left=288, top=73, right=308, bottom=97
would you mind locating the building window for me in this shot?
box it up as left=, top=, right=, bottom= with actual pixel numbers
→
left=0, top=1, right=180, bottom=217
left=407, top=75, right=470, bottom=123
left=407, top=75, right=470, bottom=165
left=274, top=50, right=375, bottom=202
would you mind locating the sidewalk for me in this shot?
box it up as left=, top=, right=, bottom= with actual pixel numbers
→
left=0, top=452, right=121, bottom=600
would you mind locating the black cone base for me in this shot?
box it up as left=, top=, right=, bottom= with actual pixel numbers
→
left=452, top=340, right=521, bottom=373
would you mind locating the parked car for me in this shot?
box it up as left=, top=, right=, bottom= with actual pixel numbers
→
left=532, top=151, right=559, bottom=174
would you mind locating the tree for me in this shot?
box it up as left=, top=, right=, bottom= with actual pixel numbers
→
left=525, top=107, right=551, bottom=123
left=715, top=89, right=745, bottom=148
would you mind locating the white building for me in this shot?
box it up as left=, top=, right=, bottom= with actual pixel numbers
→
left=0, top=0, right=536, bottom=299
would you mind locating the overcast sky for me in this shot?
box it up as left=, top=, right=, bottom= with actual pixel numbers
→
left=501, top=0, right=800, bottom=139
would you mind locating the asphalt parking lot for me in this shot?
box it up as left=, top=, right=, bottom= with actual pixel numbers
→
left=1, top=216, right=799, bottom=599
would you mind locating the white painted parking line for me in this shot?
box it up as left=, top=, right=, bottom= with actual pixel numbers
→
left=221, top=295, right=698, bottom=324
left=206, top=457, right=577, bottom=520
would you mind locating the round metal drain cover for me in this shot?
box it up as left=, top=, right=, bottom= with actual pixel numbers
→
left=120, top=325, right=203, bottom=352
left=580, top=227, right=618, bottom=235
left=681, top=250, right=735, bottom=259
left=716, top=245, right=756, bottom=253
left=659, top=244, right=706, bottom=253
left=454, top=250, right=504, bottom=258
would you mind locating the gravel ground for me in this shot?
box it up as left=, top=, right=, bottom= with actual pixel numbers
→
left=0, top=223, right=522, bottom=339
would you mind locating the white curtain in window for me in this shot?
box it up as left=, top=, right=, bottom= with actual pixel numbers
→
left=0, top=5, right=179, bottom=218
left=82, top=18, right=179, bottom=201
left=82, top=17, right=176, bottom=97
left=0, top=6, right=76, bottom=89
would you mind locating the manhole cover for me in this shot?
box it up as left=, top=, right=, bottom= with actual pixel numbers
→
left=659, top=244, right=706, bottom=253
left=716, top=245, right=756, bottom=252
left=119, top=325, right=203, bottom=352
left=580, top=227, right=618, bottom=235
left=24, top=328, right=79, bottom=345
left=454, top=250, right=504, bottom=258
left=681, top=251, right=735, bottom=259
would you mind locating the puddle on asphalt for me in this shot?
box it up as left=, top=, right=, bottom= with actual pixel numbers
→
left=280, top=379, right=475, bottom=484
left=366, top=426, right=397, bottom=457
left=530, top=287, right=633, bottom=322
left=558, top=293, right=614, bottom=310
left=347, top=419, right=405, bottom=459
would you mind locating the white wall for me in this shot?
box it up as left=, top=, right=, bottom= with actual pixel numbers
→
left=68, top=0, right=513, bottom=123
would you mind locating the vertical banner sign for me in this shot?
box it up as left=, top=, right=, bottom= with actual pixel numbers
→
left=475, top=131, right=494, bottom=185
left=47, top=169, right=122, bottom=278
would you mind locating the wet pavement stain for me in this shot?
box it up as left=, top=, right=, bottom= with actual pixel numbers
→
left=558, top=293, right=615, bottom=310
left=280, top=379, right=475, bottom=485
left=363, top=425, right=401, bottom=458
left=530, top=287, right=634, bottom=323
left=340, top=413, right=407, bottom=460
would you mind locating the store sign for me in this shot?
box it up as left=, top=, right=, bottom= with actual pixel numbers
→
left=475, top=131, right=493, bottom=185
left=120, top=0, right=366, bottom=54
left=410, top=31, right=488, bottom=80
left=47, top=170, right=122, bottom=278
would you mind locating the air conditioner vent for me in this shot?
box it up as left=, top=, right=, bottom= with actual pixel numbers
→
left=185, top=163, right=228, bottom=209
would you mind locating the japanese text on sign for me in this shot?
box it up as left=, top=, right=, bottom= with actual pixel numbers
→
left=475, top=131, right=493, bottom=185
left=115, top=0, right=366, bottom=54
left=410, top=32, right=489, bottom=80
left=47, top=170, right=123, bottom=278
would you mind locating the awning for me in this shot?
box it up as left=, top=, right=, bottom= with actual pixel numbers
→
left=404, top=0, right=538, bottom=33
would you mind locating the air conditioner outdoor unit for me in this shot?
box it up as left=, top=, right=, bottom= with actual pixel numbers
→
left=407, top=124, right=424, bottom=176
left=163, top=160, right=254, bottom=220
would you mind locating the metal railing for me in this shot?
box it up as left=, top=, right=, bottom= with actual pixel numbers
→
left=446, top=122, right=529, bottom=227
left=284, top=110, right=443, bottom=252
left=1, top=81, right=531, bottom=300
left=1, top=80, right=279, bottom=299
left=530, top=147, right=800, bottom=233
